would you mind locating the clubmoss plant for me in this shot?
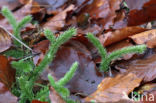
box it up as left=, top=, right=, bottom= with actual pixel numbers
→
left=1, top=7, right=79, bottom=103
left=11, top=28, right=78, bottom=103
left=87, top=33, right=147, bottom=72
left=48, top=62, right=78, bottom=102
left=1, top=7, right=32, bottom=46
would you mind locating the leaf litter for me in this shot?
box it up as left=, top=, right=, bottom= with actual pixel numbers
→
left=0, top=0, right=156, bottom=103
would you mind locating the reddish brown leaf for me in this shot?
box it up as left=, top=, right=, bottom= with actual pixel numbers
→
left=77, top=0, right=122, bottom=29
left=31, top=100, right=48, bottom=103
left=0, top=55, right=15, bottom=88
left=0, top=82, right=17, bottom=103
left=0, top=26, right=12, bottom=53
left=99, top=26, right=147, bottom=46
left=43, top=5, right=75, bottom=32
left=85, top=73, right=142, bottom=103
left=116, top=51, right=156, bottom=82
left=49, top=87, right=65, bottom=103
left=127, top=0, right=156, bottom=26
left=130, top=29, right=156, bottom=48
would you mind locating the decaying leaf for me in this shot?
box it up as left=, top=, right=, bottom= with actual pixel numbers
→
left=130, top=29, right=156, bottom=48
left=85, top=73, right=142, bottom=103
left=0, top=55, right=15, bottom=88
left=49, top=87, right=65, bottom=103
left=0, top=82, right=17, bottom=103
left=0, top=26, right=11, bottom=53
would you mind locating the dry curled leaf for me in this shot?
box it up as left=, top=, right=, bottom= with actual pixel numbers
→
left=85, top=73, right=142, bottom=103
left=0, top=26, right=11, bottom=53
left=130, top=29, right=156, bottom=48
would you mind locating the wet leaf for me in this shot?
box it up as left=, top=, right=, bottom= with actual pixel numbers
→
left=0, top=55, right=15, bottom=88
left=130, top=29, right=156, bottom=48
left=85, top=73, right=142, bottom=103
left=0, top=82, right=17, bottom=103
left=0, top=26, right=12, bottom=53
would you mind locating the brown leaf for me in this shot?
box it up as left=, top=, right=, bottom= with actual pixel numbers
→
left=130, top=29, right=156, bottom=48
left=77, top=0, right=122, bottom=29
left=0, top=26, right=12, bottom=53
left=127, top=0, right=156, bottom=26
left=31, top=100, right=48, bottom=103
left=116, top=51, right=156, bottom=82
left=43, top=5, right=75, bottom=32
left=99, top=26, right=147, bottom=46
left=0, top=82, right=17, bottom=103
left=0, top=55, right=15, bottom=88
left=49, top=87, right=65, bottom=103
left=85, top=73, right=142, bottom=103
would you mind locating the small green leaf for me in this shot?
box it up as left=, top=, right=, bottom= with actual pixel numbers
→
left=11, top=60, right=32, bottom=73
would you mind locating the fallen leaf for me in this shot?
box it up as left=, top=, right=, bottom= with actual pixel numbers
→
left=43, top=5, right=75, bottom=32
left=130, top=29, right=156, bottom=48
left=31, top=100, right=48, bottom=103
left=116, top=51, right=156, bottom=82
left=99, top=26, right=147, bottom=46
left=0, top=26, right=12, bottom=53
left=85, top=73, right=142, bottom=103
left=127, top=0, right=156, bottom=26
left=77, top=0, right=122, bottom=29
left=0, top=82, right=17, bottom=103
left=0, top=0, right=22, bottom=11
left=0, top=55, right=15, bottom=88
left=49, top=87, right=65, bottom=103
